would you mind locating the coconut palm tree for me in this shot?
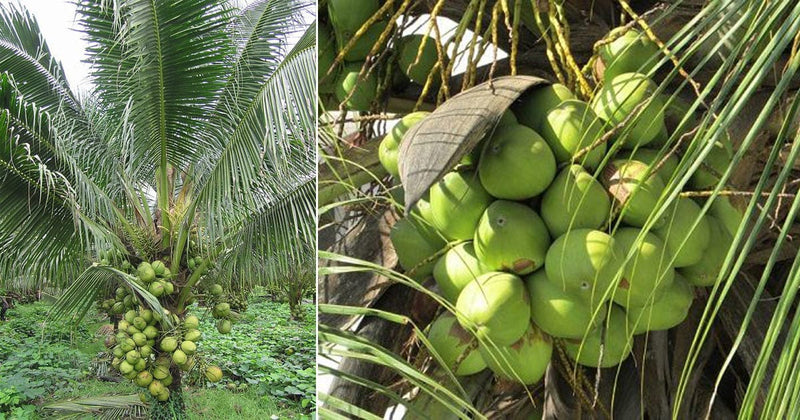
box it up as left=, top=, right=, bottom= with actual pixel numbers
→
left=318, top=0, right=800, bottom=418
left=0, top=0, right=315, bottom=416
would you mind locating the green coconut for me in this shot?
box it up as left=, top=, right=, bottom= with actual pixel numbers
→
left=620, top=148, right=679, bottom=179
left=125, top=350, right=140, bottom=365
left=205, top=366, right=223, bottom=383
left=478, top=123, right=556, bottom=200
left=397, top=34, right=441, bottom=84
left=336, top=20, right=389, bottom=62
left=679, top=215, right=733, bottom=287
left=327, top=0, right=381, bottom=33
left=539, top=99, right=607, bottom=169
left=604, top=159, right=673, bottom=228
left=455, top=272, right=531, bottom=346
left=390, top=216, right=446, bottom=279
left=135, top=371, right=153, bottom=388
left=612, top=228, right=675, bottom=308
left=514, top=83, right=576, bottom=132
left=429, top=170, right=493, bottom=241
left=151, top=260, right=166, bottom=276
left=544, top=229, right=622, bottom=306
left=597, top=28, right=661, bottom=81
left=134, top=358, right=146, bottom=372
left=432, top=242, right=491, bottom=303
left=591, top=72, right=665, bottom=148
left=184, top=315, right=199, bottom=330
left=133, top=316, right=146, bottom=331
left=564, top=305, right=633, bottom=368
left=217, top=319, right=233, bottom=334
left=139, top=345, right=152, bottom=359
left=148, top=380, right=166, bottom=397
left=132, top=332, right=147, bottom=347
left=474, top=200, right=551, bottom=275
left=426, top=312, right=487, bottom=376
left=124, top=310, right=137, bottom=324
left=479, top=322, right=552, bottom=385
left=148, top=281, right=165, bottom=297
left=119, top=360, right=134, bottom=375
left=184, top=329, right=202, bottom=343
left=214, top=303, right=231, bottom=318
left=172, top=349, right=188, bottom=365
left=159, top=337, right=178, bottom=353
left=137, top=262, right=156, bottom=283
left=334, top=62, right=378, bottom=111
left=652, top=198, right=711, bottom=267
left=378, top=111, right=430, bottom=178
left=627, top=272, right=694, bottom=334
left=525, top=270, right=602, bottom=339
left=120, top=337, right=136, bottom=353
left=540, top=165, right=611, bottom=238
left=180, top=340, right=196, bottom=355
left=710, top=196, right=744, bottom=238
left=143, top=326, right=159, bottom=339
left=687, top=140, right=732, bottom=189
left=209, top=283, right=223, bottom=296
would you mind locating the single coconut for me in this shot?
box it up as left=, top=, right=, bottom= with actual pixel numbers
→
left=159, top=337, right=178, bottom=353
left=612, top=228, right=675, bottom=308
left=540, top=164, right=611, bottom=238
left=426, top=312, right=487, bottom=376
left=539, top=99, right=607, bottom=169
left=687, top=140, right=732, bottom=189
left=627, top=272, right=694, bottom=334
left=337, top=20, right=389, bottom=62
left=397, top=34, right=442, bottom=84
left=137, top=262, right=156, bottom=283
left=151, top=260, right=166, bottom=276
left=390, top=216, right=446, bottom=280
left=334, top=62, right=378, bottom=111
left=378, top=111, right=430, bottom=178
left=455, top=272, right=531, bottom=346
left=652, top=198, right=711, bottom=267
left=429, top=170, right=493, bottom=241
left=327, top=0, right=381, bottom=33
left=679, top=215, right=733, bottom=286
left=564, top=305, right=633, bottom=368
left=525, top=270, right=603, bottom=339
left=619, top=148, right=679, bottom=179
left=432, top=242, right=491, bottom=303
left=205, top=366, right=223, bottom=383
left=603, top=159, right=673, bottom=228
left=479, top=322, right=552, bottom=385
left=544, top=229, right=622, bottom=306
left=597, top=28, right=661, bottom=81
left=474, top=200, right=551, bottom=275
left=184, top=315, right=199, bottom=330
left=591, top=72, right=665, bottom=148
left=514, top=83, right=576, bottom=132
left=217, top=319, right=233, bottom=334
left=478, top=123, right=557, bottom=200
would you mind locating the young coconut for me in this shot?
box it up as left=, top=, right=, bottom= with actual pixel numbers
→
left=397, top=34, right=442, bottom=85
left=540, top=165, right=611, bottom=238
left=687, top=140, right=732, bottom=189
left=336, top=20, right=389, bottom=62
left=473, top=201, right=551, bottom=275
left=525, top=270, right=603, bottom=339
left=679, top=215, right=733, bottom=287
left=603, top=159, right=674, bottom=229
left=428, top=170, right=493, bottom=241
left=455, top=272, right=531, bottom=347
left=619, top=148, right=679, bottom=179
left=378, top=111, right=430, bottom=178
left=478, top=123, right=557, bottom=200
left=612, top=228, right=675, bottom=308
left=539, top=100, right=607, bottom=169
left=513, top=83, right=576, bottom=132
left=544, top=229, right=622, bottom=306
left=564, top=305, right=633, bottom=368
left=426, top=312, right=486, bottom=376
left=334, top=62, right=378, bottom=111
left=390, top=216, right=446, bottom=280
left=596, top=28, right=661, bottom=81
left=627, top=272, right=694, bottom=334
left=327, top=0, right=380, bottom=34
left=652, top=198, right=711, bottom=267
left=479, top=322, right=552, bottom=385
left=432, top=242, right=491, bottom=303
left=591, top=72, right=666, bottom=148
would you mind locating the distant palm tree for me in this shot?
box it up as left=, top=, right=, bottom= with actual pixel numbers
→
left=0, top=0, right=315, bottom=416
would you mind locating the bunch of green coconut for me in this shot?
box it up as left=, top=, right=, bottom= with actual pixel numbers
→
left=319, top=1, right=444, bottom=110
left=381, top=28, right=739, bottom=385
left=97, top=256, right=231, bottom=402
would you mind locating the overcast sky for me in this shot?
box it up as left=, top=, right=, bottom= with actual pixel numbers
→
left=0, top=0, right=312, bottom=95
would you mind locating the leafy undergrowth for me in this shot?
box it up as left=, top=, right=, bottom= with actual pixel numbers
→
left=189, top=298, right=316, bottom=415
left=0, top=297, right=315, bottom=419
